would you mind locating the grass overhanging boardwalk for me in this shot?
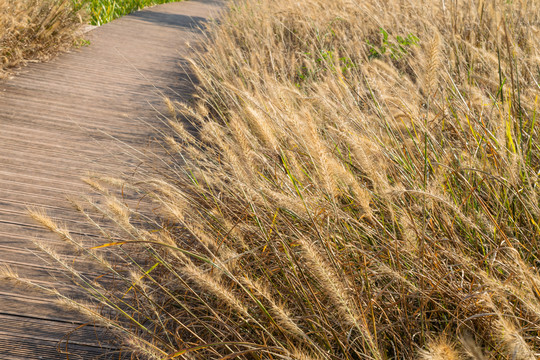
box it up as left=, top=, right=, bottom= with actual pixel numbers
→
left=0, top=0, right=222, bottom=358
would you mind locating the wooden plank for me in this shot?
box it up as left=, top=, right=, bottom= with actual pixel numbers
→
left=0, top=314, right=111, bottom=347
left=0, top=333, right=121, bottom=359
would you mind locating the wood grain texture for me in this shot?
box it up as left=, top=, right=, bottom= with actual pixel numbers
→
left=0, top=1, right=223, bottom=358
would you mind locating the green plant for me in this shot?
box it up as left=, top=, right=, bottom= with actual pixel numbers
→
left=73, top=0, right=180, bottom=26
left=367, top=27, right=419, bottom=59
left=74, top=37, right=91, bottom=47
left=296, top=49, right=356, bottom=85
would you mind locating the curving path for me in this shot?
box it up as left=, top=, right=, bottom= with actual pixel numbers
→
left=0, top=1, right=223, bottom=358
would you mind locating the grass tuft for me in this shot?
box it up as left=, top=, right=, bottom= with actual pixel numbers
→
left=0, top=0, right=83, bottom=77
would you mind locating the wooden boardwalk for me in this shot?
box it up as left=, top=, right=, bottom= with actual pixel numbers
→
left=0, top=1, right=222, bottom=358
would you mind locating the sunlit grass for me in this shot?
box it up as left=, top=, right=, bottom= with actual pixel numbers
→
left=74, top=0, right=181, bottom=25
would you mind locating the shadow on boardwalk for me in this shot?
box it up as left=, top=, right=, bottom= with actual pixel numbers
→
left=131, top=10, right=209, bottom=30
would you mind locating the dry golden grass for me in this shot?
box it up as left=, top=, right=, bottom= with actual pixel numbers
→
left=19, top=0, right=540, bottom=359
left=0, top=0, right=82, bottom=78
